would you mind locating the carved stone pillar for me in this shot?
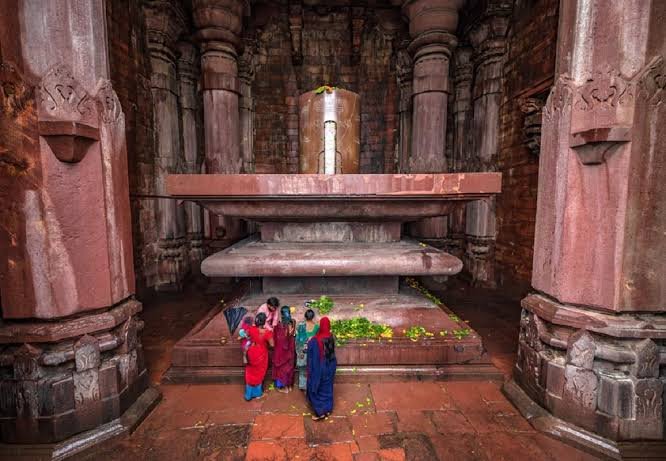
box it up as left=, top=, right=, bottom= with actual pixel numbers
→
left=177, top=41, right=204, bottom=270
left=145, top=1, right=188, bottom=291
left=193, top=0, right=246, bottom=247
left=462, top=10, right=510, bottom=287
left=451, top=46, right=473, bottom=172
left=505, top=1, right=666, bottom=457
left=402, top=0, right=462, bottom=173
left=0, top=1, right=156, bottom=453
left=395, top=42, right=413, bottom=173
left=238, top=37, right=257, bottom=174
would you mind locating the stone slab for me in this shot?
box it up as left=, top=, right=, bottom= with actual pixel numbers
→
left=166, top=173, right=502, bottom=197
left=201, top=236, right=463, bottom=277
left=167, top=290, right=492, bottom=381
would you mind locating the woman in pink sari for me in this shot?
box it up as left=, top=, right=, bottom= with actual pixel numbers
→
left=272, top=306, right=296, bottom=393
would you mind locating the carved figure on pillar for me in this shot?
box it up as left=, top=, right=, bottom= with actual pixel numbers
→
left=238, top=36, right=258, bottom=174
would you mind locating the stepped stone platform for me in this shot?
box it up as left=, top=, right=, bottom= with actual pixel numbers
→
left=165, top=173, right=502, bottom=381
left=164, top=289, right=497, bottom=383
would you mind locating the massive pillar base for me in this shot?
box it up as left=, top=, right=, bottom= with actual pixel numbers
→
left=505, top=294, right=666, bottom=459
left=0, top=299, right=160, bottom=458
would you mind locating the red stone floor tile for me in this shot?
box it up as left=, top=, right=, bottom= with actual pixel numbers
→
left=459, top=408, right=507, bottom=434
left=378, top=432, right=439, bottom=460
left=429, top=410, right=476, bottom=434
left=378, top=448, right=406, bottom=461
left=350, top=412, right=396, bottom=437
left=313, top=443, right=355, bottom=461
left=180, top=384, right=265, bottom=412
left=394, top=410, right=438, bottom=435
left=246, top=441, right=287, bottom=461
left=371, top=382, right=453, bottom=412
left=334, top=383, right=376, bottom=414
left=429, top=432, right=489, bottom=461
left=251, top=414, right=305, bottom=440
left=354, top=453, right=380, bottom=461
left=260, top=387, right=310, bottom=414
left=205, top=409, right=260, bottom=425
left=305, top=415, right=355, bottom=445
left=356, top=435, right=381, bottom=452
left=478, top=431, right=559, bottom=460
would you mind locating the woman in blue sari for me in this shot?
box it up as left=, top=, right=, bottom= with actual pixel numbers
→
left=306, top=316, right=337, bottom=420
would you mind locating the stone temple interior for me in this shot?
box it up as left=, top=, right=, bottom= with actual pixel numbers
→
left=0, top=0, right=665, bottom=460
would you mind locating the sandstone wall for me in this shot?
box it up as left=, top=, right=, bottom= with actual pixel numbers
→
left=494, top=0, right=558, bottom=287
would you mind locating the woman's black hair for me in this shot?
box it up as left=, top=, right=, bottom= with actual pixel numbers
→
left=323, top=336, right=335, bottom=361
left=267, top=297, right=280, bottom=308
left=255, top=312, right=267, bottom=327
left=304, top=309, right=315, bottom=321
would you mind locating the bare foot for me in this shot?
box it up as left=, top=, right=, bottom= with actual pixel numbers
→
left=311, top=414, right=326, bottom=421
left=277, top=388, right=289, bottom=394
left=254, top=393, right=267, bottom=400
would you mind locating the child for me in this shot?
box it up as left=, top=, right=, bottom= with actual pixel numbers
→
left=256, top=297, right=280, bottom=331
left=239, top=316, right=254, bottom=364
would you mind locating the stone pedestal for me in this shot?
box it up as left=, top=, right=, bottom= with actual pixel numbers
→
left=165, top=173, right=502, bottom=381
left=507, top=0, right=666, bottom=457
left=0, top=0, right=156, bottom=454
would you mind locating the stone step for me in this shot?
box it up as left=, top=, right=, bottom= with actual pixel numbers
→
left=201, top=236, right=463, bottom=277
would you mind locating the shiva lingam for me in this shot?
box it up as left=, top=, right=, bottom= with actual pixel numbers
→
left=165, top=88, right=502, bottom=381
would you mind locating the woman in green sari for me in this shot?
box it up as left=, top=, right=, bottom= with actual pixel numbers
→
left=295, top=309, right=319, bottom=390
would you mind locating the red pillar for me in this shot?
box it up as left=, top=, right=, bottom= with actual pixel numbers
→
left=507, top=0, right=666, bottom=455
left=0, top=0, right=154, bottom=449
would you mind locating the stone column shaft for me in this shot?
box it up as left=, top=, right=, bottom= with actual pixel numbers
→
left=177, top=41, right=204, bottom=269
left=145, top=1, right=188, bottom=291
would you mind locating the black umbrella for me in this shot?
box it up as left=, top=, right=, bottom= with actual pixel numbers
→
left=224, top=306, right=248, bottom=335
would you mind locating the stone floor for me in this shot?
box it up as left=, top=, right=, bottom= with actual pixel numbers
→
left=78, top=281, right=601, bottom=461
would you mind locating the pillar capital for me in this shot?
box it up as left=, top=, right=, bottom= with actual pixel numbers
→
left=192, top=0, right=246, bottom=52
left=144, top=0, right=187, bottom=64
left=402, top=0, right=464, bottom=41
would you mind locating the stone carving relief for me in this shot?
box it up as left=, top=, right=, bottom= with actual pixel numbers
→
left=518, top=97, right=545, bottom=156
left=0, top=61, right=33, bottom=118
left=566, top=330, right=596, bottom=369
left=634, top=379, right=662, bottom=420
left=95, top=80, right=122, bottom=124
left=74, top=335, right=101, bottom=372
left=574, top=67, right=634, bottom=112
left=637, top=55, right=666, bottom=105
left=564, top=365, right=598, bottom=409
left=39, top=65, right=96, bottom=123
left=73, top=369, right=100, bottom=406
left=543, top=74, right=574, bottom=122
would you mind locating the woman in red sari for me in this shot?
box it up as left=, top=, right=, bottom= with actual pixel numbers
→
left=272, top=306, right=296, bottom=393
left=244, top=313, right=274, bottom=401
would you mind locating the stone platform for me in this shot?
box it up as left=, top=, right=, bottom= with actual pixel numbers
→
left=165, top=288, right=497, bottom=382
